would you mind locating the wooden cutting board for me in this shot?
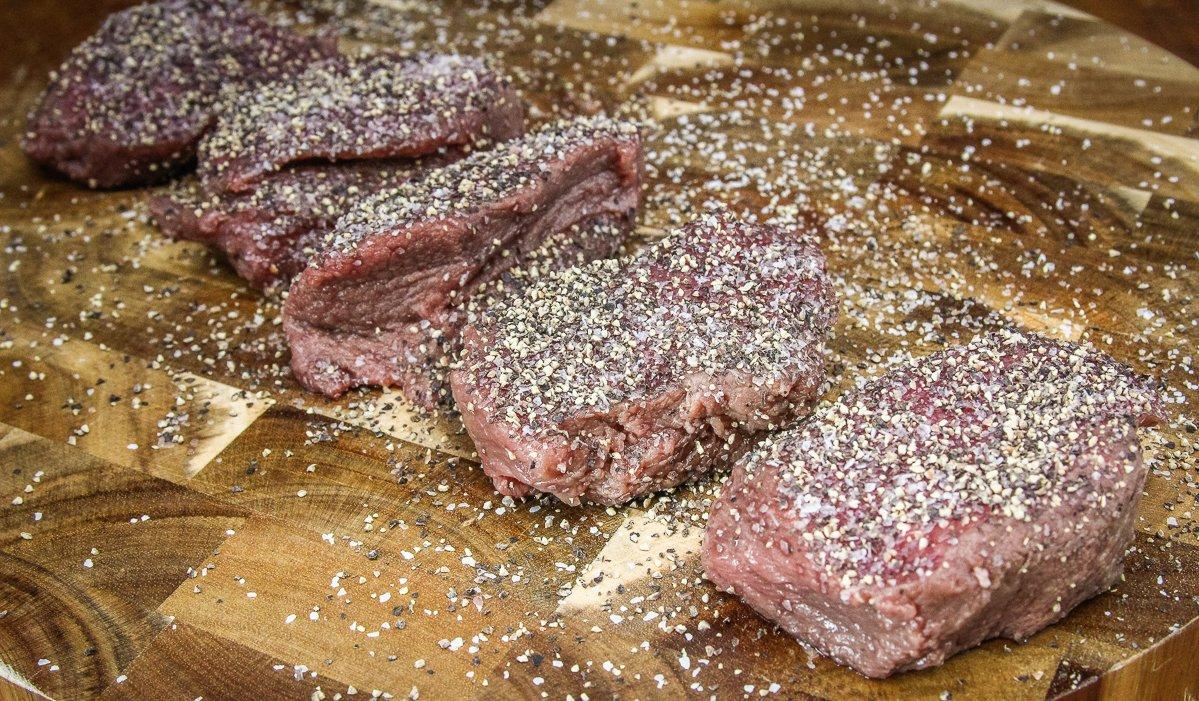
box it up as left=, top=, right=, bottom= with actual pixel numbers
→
left=0, top=1, right=1196, bottom=699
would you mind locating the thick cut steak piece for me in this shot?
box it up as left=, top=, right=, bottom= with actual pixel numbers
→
left=22, top=0, right=334, bottom=188
left=151, top=161, right=416, bottom=290
left=702, top=330, right=1165, bottom=678
left=154, top=51, right=521, bottom=290
left=198, top=52, right=524, bottom=194
left=283, top=116, right=643, bottom=407
left=450, top=214, right=838, bottom=506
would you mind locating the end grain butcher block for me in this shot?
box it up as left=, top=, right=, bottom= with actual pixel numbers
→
left=1, top=1, right=1198, bottom=700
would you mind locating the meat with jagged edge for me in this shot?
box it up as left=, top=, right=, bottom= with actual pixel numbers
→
left=285, top=215, right=630, bottom=407
left=449, top=213, right=838, bottom=506
left=283, top=116, right=643, bottom=408
left=198, top=52, right=524, bottom=194
left=151, top=161, right=415, bottom=290
left=155, top=51, right=522, bottom=290
left=22, top=0, right=335, bottom=188
left=702, top=330, right=1165, bottom=678
left=414, top=215, right=632, bottom=408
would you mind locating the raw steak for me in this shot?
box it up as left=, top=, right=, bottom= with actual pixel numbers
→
left=151, top=161, right=415, bottom=290
left=449, top=213, right=838, bottom=506
left=405, top=216, right=633, bottom=408
left=702, top=330, right=1165, bottom=678
left=198, top=52, right=524, bottom=194
left=283, top=116, right=644, bottom=407
left=155, top=51, right=521, bottom=290
left=22, top=0, right=334, bottom=188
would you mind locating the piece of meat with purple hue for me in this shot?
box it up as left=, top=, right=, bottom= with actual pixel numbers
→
left=702, top=330, right=1165, bottom=678
left=155, top=51, right=521, bottom=290
left=22, top=0, right=334, bottom=188
left=197, top=52, right=524, bottom=194
left=283, top=116, right=643, bottom=408
left=449, top=213, right=838, bottom=506
left=151, top=161, right=417, bottom=290
left=375, top=215, right=634, bottom=410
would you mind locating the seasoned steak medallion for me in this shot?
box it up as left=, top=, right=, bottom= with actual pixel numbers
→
left=451, top=213, right=837, bottom=505
left=23, top=0, right=334, bottom=188
left=702, top=330, right=1164, bottom=678
left=197, top=52, right=524, bottom=194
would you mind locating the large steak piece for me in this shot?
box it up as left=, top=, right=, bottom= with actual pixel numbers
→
left=283, top=116, right=643, bottom=408
left=702, top=330, right=1165, bottom=678
left=22, top=0, right=334, bottom=188
left=450, top=213, right=838, bottom=505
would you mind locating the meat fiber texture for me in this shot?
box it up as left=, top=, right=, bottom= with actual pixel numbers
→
left=22, top=0, right=335, bottom=188
left=286, top=215, right=629, bottom=408
left=153, top=51, right=522, bottom=291
left=434, top=216, right=632, bottom=405
left=197, top=52, right=525, bottom=194
left=152, top=162, right=414, bottom=290
left=449, top=213, right=839, bottom=506
left=283, top=115, right=644, bottom=408
left=702, top=330, right=1165, bottom=678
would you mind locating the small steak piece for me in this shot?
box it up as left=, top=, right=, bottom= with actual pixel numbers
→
left=702, top=330, right=1165, bottom=678
left=152, top=161, right=420, bottom=291
left=449, top=213, right=838, bottom=506
left=22, top=0, right=334, bottom=188
left=283, top=116, right=643, bottom=407
left=198, top=52, right=524, bottom=194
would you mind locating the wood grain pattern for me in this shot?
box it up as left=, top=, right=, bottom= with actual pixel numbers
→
left=957, top=9, right=1199, bottom=138
left=0, top=424, right=246, bottom=700
left=1, top=0, right=1197, bottom=699
left=1052, top=0, right=1199, bottom=71
left=96, top=621, right=357, bottom=701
